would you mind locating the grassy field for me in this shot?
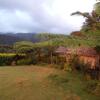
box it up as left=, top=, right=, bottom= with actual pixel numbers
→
left=0, top=66, right=100, bottom=100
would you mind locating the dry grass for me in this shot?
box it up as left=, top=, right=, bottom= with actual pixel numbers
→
left=0, top=66, right=99, bottom=100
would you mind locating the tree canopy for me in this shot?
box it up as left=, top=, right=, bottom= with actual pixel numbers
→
left=71, top=1, right=100, bottom=33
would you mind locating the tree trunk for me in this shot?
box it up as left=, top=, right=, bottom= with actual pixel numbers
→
left=50, top=52, right=53, bottom=64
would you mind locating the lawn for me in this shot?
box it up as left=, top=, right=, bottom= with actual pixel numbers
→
left=0, top=66, right=99, bottom=100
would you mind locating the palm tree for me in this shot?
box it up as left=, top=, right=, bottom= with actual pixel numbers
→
left=71, top=10, right=100, bottom=31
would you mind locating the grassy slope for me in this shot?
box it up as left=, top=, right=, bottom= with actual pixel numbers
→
left=33, top=36, right=100, bottom=48
left=0, top=66, right=99, bottom=100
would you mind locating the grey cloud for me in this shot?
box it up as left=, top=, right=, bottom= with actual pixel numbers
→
left=0, top=0, right=80, bottom=34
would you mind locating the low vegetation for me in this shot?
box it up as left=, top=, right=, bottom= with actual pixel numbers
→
left=0, top=53, right=25, bottom=66
left=0, top=1, right=100, bottom=100
left=0, top=66, right=100, bottom=100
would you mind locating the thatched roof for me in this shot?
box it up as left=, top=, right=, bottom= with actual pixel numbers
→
left=55, top=46, right=68, bottom=54
left=76, top=47, right=97, bottom=57
left=55, top=46, right=97, bottom=57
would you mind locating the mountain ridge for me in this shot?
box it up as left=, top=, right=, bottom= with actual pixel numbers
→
left=0, top=33, right=39, bottom=45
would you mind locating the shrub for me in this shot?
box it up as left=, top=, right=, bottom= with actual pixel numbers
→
left=0, top=53, right=26, bottom=66
left=16, top=58, right=33, bottom=65
left=85, top=80, right=100, bottom=96
left=63, top=63, right=72, bottom=71
left=0, top=54, right=15, bottom=66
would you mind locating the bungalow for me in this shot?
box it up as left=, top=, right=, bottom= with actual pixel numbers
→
left=55, top=46, right=100, bottom=70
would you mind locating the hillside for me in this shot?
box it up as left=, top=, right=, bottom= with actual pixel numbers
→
left=7, top=33, right=40, bottom=42
left=0, top=34, right=23, bottom=45
left=0, top=31, right=100, bottom=47
left=0, top=33, right=40, bottom=45
left=33, top=35, right=100, bottom=48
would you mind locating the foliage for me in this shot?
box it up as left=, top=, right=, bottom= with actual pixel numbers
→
left=33, top=36, right=100, bottom=48
left=0, top=45, right=14, bottom=53
left=12, top=33, right=100, bottom=67
left=95, top=45, right=100, bottom=54
left=0, top=56, right=13, bottom=66
left=17, top=58, right=33, bottom=65
left=0, top=53, right=16, bottom=57
left=95, top=1, right=100, bottom=15
left=0, top=30, right=99, bottom=67
left=14, top=41, right=34, bottom=53
left=0, top=53, right=25, bottom=66
left=84, top=80, right=100, bottom=96
left=0, top=53, right=16, bottom=66
left=71, top=1, right=100, bottom=35
left=71, top=10, right=100, bottom=31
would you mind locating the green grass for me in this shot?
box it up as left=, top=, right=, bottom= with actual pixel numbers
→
left=0, top=53, right=25, bottom=57
left=0, top=66, right=100, bottom=100
left=33, top=36, right=100, bottom=48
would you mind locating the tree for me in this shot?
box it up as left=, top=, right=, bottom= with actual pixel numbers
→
left=71, top=10, right=100, bottom=31
left=13, top=41, right=34, bottom=54
left=95, top=1, right=100, bottom=15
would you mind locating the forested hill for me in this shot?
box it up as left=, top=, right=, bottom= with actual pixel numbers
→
left=0, top=33, right=40, bottom=45
left=0, top=32, right=100, bottom=47
left=0, top=33, right=67, bottom=45
left=0, top=34, right=23, bottom=45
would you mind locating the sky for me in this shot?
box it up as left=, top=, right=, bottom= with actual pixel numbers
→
left=0, top=0, right=96, bottom=34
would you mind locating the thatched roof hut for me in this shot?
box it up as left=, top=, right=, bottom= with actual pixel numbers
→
left=55, top=46, right=99, bottom=69
left=55, top=46, right=68, bottom=54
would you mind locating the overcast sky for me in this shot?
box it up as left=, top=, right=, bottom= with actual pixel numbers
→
left=0, top=0, right=96, bottom=34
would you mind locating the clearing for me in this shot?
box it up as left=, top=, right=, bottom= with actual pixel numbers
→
left=0, top=66, right=99, bottom=100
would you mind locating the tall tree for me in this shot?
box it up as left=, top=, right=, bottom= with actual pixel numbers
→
left=71, top=10, right=100, bottom=31
left=71, top=1, right=100, bottom=31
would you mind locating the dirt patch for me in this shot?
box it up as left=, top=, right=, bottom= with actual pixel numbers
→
left=22, top=66, right=54, bottom=73
left=64, top=94, right=80, bottom=100
left=15, top=77, right=30, bottom=87
left=21, top=66, right=57, bottom=82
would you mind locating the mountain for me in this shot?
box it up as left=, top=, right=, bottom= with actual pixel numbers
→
left=7, top=33, right=40, bottom=42
left=0, top=33, right=40, bottom=45
left=0, top=34, right=23, bottom=45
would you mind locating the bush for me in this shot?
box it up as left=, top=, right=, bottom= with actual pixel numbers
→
left=0, top=54, right=15, bottom=66
left=0, top=53, right=26, bottom=66
left=85, top=80, right=100, bottom=96
left=16, top=58, right=33, bottom=65
left=63, top=63, right=72, bottom=71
